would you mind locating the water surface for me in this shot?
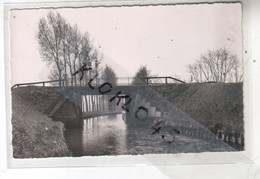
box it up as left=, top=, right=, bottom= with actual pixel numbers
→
left=64, top=114, right=127, bottom=156
left=64, top=114, right=234, bottom=156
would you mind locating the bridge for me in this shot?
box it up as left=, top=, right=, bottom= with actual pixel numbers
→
left=11, top=77, right=244, bottom=150
left=12, top=76, right=185, bottom=128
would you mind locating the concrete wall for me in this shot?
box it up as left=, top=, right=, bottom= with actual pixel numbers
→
left=13, top=86, right=83, bottom=129
left=52, top=97, right=83, bottom=128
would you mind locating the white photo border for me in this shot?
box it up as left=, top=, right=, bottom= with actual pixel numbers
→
left=1, top=0, right=260, bottom=178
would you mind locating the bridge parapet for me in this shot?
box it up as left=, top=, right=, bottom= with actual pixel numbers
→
left=11, top=76, right=185, bottom=89
left=11, top=76, right=185, bottom=129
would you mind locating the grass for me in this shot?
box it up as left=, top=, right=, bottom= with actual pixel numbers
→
left=11, top=88, right=70, bottom=158
left=151, top=83, right=244, bottom=133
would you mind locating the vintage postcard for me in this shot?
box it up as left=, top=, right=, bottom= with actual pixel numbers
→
left=8, top=2, right=244, bottom=161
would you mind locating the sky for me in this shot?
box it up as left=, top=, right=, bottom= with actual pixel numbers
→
left=9, top=3, right=242, bottom=85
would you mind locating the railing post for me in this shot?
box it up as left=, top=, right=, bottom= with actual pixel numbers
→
left=43, top=82, right=45, bottom=87
left=165, top=77, right=168, bottom=84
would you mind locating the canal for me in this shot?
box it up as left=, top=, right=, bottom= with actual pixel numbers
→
left=64, top=114, right=233, bottom=156
left=64, top=114, right=128, bottom=156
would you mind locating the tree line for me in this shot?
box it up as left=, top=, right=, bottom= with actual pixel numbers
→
left=188, top=48, right=243, bottom=83
left=133, top=48, right=243, bottom=84
left=38, top=12, right=242, bottom=84
left=38, top=11, right=103, bottom=86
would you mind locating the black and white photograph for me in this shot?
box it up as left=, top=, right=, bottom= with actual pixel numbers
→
left=9, top=2, right=244, bottom=159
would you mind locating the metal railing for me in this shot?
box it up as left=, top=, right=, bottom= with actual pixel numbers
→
left=11, top=79, right=66, bottom=89
left=11, top=76, right=185, bottom=89
left=144, top=76, right=186, bottom=84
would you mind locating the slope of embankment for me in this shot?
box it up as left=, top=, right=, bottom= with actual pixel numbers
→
left=11, top=87, right=70, bottom=158
left=151, top=82, right=243, bottom=132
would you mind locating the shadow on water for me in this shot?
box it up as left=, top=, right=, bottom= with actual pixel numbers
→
left=64, top=129, right=83, bottom=156
left=64, top=114, right=127, bottom=156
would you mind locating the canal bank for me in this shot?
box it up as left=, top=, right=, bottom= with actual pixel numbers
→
left=10, top=83, right=243, bottom=157
left=11, top=88, right=70, bottom=158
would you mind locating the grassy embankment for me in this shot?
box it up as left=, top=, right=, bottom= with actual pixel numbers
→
left=152, top=82, right=243, bottom=132
left=12, top=87, right=70, bottom=158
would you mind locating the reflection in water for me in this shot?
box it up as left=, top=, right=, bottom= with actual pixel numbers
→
left=64, top=113, right=233, bottom=156
left=64, top=114, right=127, bottom=156
left=64, top=129, right=83, bottom=156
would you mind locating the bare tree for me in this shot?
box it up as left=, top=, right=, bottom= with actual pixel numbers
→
left=37, top=11, right=102, bottom=86
left=64, top=24, right=74, bottom=85
left=79, top=32, right=93, bottom=85
left=188, top=48, right=243, bottom=83
left=38, top=12, right=66, bottom=86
